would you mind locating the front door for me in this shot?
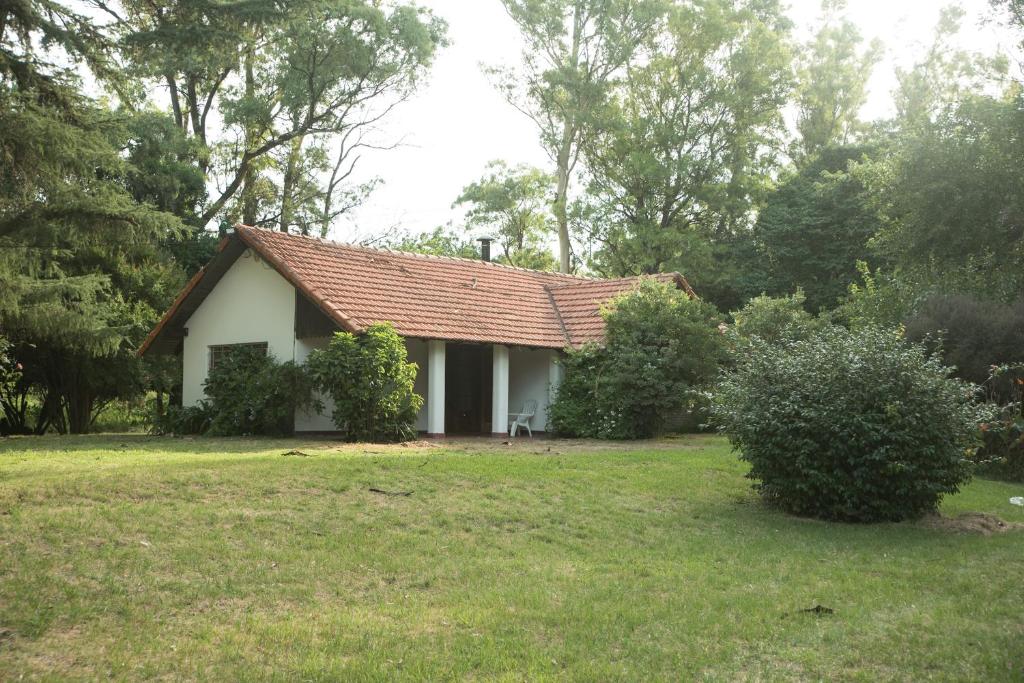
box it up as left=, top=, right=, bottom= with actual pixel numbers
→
left=445, top=344, right=493, bottom=434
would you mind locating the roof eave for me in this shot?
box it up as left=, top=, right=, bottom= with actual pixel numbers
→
left=137, top=235, right=236, bottom=357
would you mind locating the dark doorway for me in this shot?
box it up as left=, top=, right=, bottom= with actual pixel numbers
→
left=445, top=344, right=493, bottom=434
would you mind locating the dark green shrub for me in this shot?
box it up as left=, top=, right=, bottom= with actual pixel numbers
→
left=0, top=337, right=23, bottom=435
left=151, top=404, right=214, bottom=436
left=549, top=280, right=727, bottom=439
left=548, top=344, right=608, bottom=436
left=729, top=290, right=822, bottom=346
left=712, top=326, right=989, bottom=522
left=202, top=346, right=316, bottom=436
left=973, top=363, right=1024, bottom=482
left=306, top=323, right=423, bottom=442
left=905, top=294, right=1024, bottom=400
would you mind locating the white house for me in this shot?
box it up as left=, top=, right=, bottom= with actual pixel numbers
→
left=140, top=225, right=691, bottom=436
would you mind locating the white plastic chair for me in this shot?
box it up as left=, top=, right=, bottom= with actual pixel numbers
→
left=508, top=400, right=537, bottom=437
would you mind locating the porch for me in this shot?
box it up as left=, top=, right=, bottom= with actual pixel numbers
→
left=418, top=340, right=562, bottom=437
left=294, top=338, right=562, bottom=436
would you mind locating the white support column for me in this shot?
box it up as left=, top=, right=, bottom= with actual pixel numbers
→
left=548, top=352, right=565, bottom=432
left=427, top=339, right=446, bottom=436
left=491, top=344, right=510, bottom=437
left=548, top=351, right=563, bottom=409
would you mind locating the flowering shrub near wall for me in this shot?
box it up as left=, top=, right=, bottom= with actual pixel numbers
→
left=306, top=323, right=423, bottom=442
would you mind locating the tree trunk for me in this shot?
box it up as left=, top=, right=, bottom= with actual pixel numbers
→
left=67, top=389, right=93, bottom=435
left=167, top=74, right=184, bottom=130
left=553, top=126, right=573, bottom=274
left=241, top=49, right=258, bottom=226
left=279, top=134, right=304, bottom=232
left=551, top=2, right=584, bottom=275
left=35, top=388, right=61, bottom=435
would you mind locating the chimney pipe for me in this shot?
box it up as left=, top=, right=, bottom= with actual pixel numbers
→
left=477, top=236, right=493, bottom=262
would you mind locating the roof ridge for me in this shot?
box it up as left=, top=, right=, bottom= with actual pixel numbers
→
left=234, top=224, right=608, bottom=281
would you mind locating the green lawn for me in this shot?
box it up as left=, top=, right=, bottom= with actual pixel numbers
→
left=0, top=435, right=1021, bottom=681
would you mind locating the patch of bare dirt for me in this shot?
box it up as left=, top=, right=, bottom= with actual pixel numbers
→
left=919, top=512, right=1022, bottom=535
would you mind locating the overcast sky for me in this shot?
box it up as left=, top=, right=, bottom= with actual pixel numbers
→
left=335, top=0, right=1015, bottom=244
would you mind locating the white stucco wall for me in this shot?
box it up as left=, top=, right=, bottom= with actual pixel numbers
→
left=181, top=249, right=296, bottom=407
left=508, top=348, right=558, bottom=431
left=294, top=336, right=335, bottom=432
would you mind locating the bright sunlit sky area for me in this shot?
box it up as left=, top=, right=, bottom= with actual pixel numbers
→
left=334, top=0, right=1017, bottom=244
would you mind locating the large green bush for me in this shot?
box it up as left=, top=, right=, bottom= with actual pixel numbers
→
left=202, top=346, right=316, bottom=436
left=712, top=326, right=988, bottom=522
left=306, top=323, right=423, bottom=442
left=549, top=280, right=726, bottom=439
left=729, top=290, right=821, bottom=345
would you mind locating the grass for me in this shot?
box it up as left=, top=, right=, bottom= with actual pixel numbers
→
left=0, top=434, right=1022, bottom=681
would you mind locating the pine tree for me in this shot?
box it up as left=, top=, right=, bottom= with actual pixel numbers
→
left=0, top=2, right=185, bottom=433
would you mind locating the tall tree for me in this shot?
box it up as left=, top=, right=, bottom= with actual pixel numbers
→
left=862, top=93, right=1024, bottom=301
left=791, top=0, right=881, bottom=162
left=492, top=0, right=662, bottom=272
left=752, top=144, right=885, bottom=311
left=992, top=0, right=1024, bottom=47
left=105, top=0, right=447, bottom=232
left=850, top=9, right=1022, bottom=301
left=893, top=6, right=1002, bottom=132
left=576, top=0, right=791, bottom=298
left=0, top=1, right=186, bottom=433
left=454, top=161, right=556, bottom=270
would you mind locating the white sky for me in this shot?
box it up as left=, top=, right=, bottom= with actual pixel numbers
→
left=335, top=0, right=1016, bottom=244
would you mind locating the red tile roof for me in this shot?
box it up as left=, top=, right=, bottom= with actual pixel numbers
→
left=140, top=225, right=693, bottom=355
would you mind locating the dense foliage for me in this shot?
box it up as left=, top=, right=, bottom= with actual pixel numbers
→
left=868, top=94, right=1024, bottom=301
left=712, top=326, right=988, bottom=522
left=202, top=347, right=316, bottom=437
left=576, top=0, right=791, bottom=298
left=905, top=295, right=1024, bottom=393
left=3, top=0, right=1023, bottom=443
left=0, top=2, right=187, bottom=433
left=549, top=280, right=726, bottom=439
left=905, top=296, right=1024, bottom=482
left=454, top=161, right=556, bottom=270
left=307, top=324, right=423, bottom=442
left=151, top=404, right=214, bottom=437
left=752, top=146, right=884, bottom=311
left=729, top=290, right=821, bottom=345
left=974, top=364, right=1024, bottom=482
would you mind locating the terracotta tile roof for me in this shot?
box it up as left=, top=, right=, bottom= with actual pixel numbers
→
left=140, top=225, right=694, bottom=355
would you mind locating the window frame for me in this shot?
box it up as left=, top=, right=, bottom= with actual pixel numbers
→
left=208, top=342, right=269, bottom=371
